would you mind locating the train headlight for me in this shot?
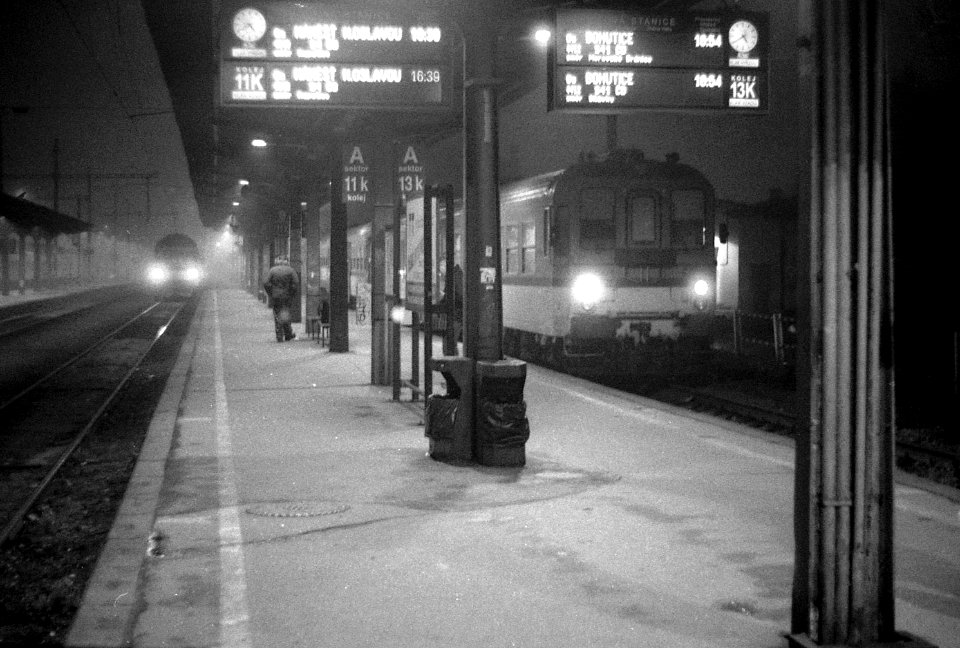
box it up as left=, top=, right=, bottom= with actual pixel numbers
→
left=692, top=278, right=712, bottom=311
left=693, top=279, right=710, bottom=298
left=147, top=264, right=169, bottom=284
left=571, top=272, right=605, bottom=310
left=182, top=265, right=201, bottom=284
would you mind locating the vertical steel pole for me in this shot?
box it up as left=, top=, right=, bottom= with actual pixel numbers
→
left=288, top=202, right=302, bottom=324
left=329, top=148, right=349, bottom=352
left=411, top=311, right=420, bottom=401
left=424, top=187, right=434, bottom=398
left=392, top=199, right=402, bottom=400
left=444, top=185, right=457, bottom=356
left=370, top=140, right=392, bottom=385
left=462, top=20, right=503, bottom=362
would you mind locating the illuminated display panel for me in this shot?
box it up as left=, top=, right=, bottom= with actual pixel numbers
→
left=550, top=8, right=768, bottom=112
left=219, top=2, right=451, bottom=109
left=555, top=68, right=765, bottom=110
left=222, top=63, right=445, bottom=107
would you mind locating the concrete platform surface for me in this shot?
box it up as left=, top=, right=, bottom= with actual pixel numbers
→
left=67, top=289, right=960, bottom=648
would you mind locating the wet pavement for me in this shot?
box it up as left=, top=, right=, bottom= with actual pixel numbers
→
left=66, top=288, right=960, bottom=648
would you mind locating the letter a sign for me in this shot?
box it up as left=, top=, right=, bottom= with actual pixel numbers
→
left=396, top=144, right=425, bottom=195
left=342, top=144, right=370, bottom=204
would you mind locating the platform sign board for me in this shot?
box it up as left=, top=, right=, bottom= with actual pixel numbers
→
left=549, top=8, right=768, bottom=112
left=342, top=145, right=371, bottom=205
left=397, top=144, right=424, bottom=197
left=219, top=2, right=452, bottom=109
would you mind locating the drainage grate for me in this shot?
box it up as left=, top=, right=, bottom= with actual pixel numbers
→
left=245, top=501, right=350, bottom=518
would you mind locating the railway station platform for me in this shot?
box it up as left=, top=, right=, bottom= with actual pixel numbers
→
left=66, top=288, right=960, bottom=648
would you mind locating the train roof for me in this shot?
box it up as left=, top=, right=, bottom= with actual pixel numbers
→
left=154, top=233, right=199, bottom=256
left=500, top=150, right=713, bottom=205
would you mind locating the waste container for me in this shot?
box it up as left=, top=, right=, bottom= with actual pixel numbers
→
left=425, top=356, right=474, bottom=462
left=475, top=359, right=529, bottom=467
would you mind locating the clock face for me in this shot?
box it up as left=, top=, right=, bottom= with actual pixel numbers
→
left=233, top=8, right=266, bottom=43
left=728, top=20, right=758, bottom=54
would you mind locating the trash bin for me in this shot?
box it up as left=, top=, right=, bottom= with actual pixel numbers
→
left=475, top=359, right=529, bottom=467
left=425, top=356, right=474, bottom=462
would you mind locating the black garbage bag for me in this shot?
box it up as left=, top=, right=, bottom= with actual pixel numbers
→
left=425, top=395, right=459, bottom=440
left=477, top=400, right=530, bottom=448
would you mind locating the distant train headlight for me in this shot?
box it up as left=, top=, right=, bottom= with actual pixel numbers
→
left=692, top=278, right=712, bottom=311
left=571, top=272, right=605, bottom=310
left=147, top=264, right=169, bottom=284
left=693, top=279, right=710, bottom=297
left=182, top=265, right=201, bottom=284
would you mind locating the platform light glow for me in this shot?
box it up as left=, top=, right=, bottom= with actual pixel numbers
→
left=390, top=305, right=406, bottom=324
left=534, top=28, right=552, bottom=45
left=239, top=179, right=249, bottom=186
left=251, top=138, right=268, bottom=147
left=693, top=279, right=710, bottom=297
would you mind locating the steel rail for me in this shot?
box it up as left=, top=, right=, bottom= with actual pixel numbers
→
left=0, top=303, right=100, bottom=340
left=0, top=301, right=163, bottom=413
left=0, top=301, right=183, bottom=548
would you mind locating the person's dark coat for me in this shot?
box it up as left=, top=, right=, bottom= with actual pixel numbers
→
left=264, top=260, right=299, bottom=306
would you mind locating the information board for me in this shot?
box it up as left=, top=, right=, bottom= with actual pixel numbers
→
left=220, top=2, right=451, bottom=109
left=549, top=8, right=768, bottom=112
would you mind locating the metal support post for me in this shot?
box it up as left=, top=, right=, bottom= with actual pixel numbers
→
left=441, top=185, right=458, bottom=356
left=789, top=2, right=932, bottom=647
left=391, top=201, right=402, bottom=401
left=329, top=151, right=349, bottom=352
left=288, top=202, right=303, bottom=324
left=461, top=15, right=529, bottom=466
left=423, top=187, right=434, bottom=399
left=370, top=140, right=393, bottom=385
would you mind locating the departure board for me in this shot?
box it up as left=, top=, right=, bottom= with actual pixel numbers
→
left=549, top=9, right=769, bottom=112
left=219, top=2, right=451, bottom=109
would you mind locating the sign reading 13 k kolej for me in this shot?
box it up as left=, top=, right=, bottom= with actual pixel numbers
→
left=220, top=3, right=451, bottom=108
left=549, top=8, right=769, bottom=112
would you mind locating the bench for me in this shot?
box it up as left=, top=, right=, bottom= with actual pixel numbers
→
left=305, top=316, right=330, bottom=347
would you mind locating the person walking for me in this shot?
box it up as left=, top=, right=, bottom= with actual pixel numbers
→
left=263, top=256, right=299, bottom=342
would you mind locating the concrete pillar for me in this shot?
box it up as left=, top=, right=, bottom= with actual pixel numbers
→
left=789, top=3, right=907, bottom=647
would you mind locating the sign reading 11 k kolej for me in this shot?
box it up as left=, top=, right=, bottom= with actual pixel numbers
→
left=550, top=9, right=769, bottom=112
left=220, top=3, right=451, bottom=108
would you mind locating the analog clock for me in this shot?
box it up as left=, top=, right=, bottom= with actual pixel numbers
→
left=233, top=7, right=267, bottom=43
left=728, top=20, right=758, bottom=54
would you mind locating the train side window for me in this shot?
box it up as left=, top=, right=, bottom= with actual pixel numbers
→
left=542, top=207, right=552, bottom=257
left=503, top=225, right=520, bottom=274
left=671, top=189, right=706, bottom=248
left=521, top=223, right=536, bottom=273
left=554, top=205, right=569, bottom=257
left=579, top=188, right=615, bottom=250
left=627, top=194, right=657, bottom=245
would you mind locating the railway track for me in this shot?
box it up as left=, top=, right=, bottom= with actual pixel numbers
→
left=0, top=299, right=187, bottom=547
left=657, top=381, right=958, bottom=478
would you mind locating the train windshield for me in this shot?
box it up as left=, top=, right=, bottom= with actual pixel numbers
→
left=579, top=188, right=615, bottom=249
left=627, top=194, right=657, bottom=244
left=671, top=189, right=707, bottom=248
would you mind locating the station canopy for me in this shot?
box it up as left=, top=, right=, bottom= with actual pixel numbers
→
left=0, top=193, right=93, bottom=235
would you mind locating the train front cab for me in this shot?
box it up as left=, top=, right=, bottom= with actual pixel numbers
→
left=500, top=151, right=718, bottom=376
